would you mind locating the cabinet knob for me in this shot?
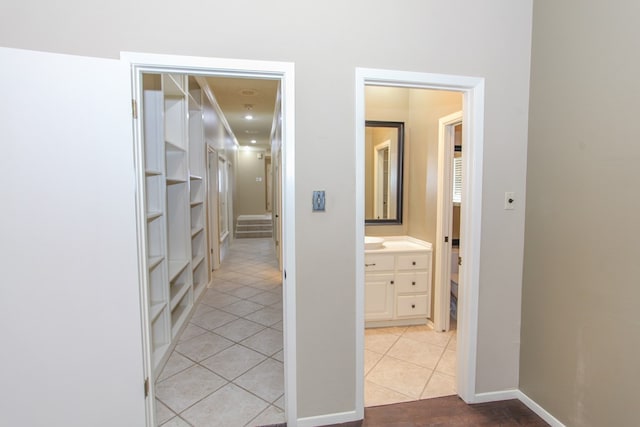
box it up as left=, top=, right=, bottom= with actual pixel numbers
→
left=412, top=261, right=416, bottom=266
left=390, top=280, right=394, bottom=285
left=411, top=304, right=416, bottom=309
left=412, top=281, right=416, bottom=286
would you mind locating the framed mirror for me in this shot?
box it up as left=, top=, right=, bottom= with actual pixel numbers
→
left=365, top=121, right=404, bottom=224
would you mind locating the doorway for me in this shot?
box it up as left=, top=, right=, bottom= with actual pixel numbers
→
left=125, top=53, right=297, bottom=427
left=355, top=68, right=485, bottom=416
left=435, top=111, right=464, bottom=333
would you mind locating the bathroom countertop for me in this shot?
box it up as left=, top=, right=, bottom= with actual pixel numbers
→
left=365, top=235, right=432, bottom=253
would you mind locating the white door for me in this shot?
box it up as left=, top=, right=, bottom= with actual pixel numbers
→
left=0, top=47, right=145, bottom=427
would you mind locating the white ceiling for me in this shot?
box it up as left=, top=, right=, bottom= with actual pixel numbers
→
left=204, top=76, right=279, bottom=150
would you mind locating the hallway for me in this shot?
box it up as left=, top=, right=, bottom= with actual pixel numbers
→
left=154, top=238, right=285, bottom=427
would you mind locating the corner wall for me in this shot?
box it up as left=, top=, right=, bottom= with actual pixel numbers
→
left=522, top=1, right=640, bottom=425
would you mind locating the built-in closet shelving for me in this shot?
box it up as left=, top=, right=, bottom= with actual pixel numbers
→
left=141, top=73, right=209, bottom=375
left=188, top=77, right=208, bottom=301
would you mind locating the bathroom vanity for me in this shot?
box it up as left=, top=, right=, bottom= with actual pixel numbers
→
left=365, top=236, right=432, bottom=328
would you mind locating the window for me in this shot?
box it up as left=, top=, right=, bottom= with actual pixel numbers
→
left=452, top=156, right=462, bottom=204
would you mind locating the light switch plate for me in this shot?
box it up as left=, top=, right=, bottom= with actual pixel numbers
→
left=504, top=192, right=515, bottom=210
left=312, top=190, right=325, bottom=211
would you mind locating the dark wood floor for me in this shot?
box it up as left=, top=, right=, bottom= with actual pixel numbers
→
left=357, top=396, right=549, bottom=426
left=262, top=396, right=549, bottom=427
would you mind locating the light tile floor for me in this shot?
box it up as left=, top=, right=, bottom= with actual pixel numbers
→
left=155, top=238, right=285, bottom=427
left=364, top=323, right=457, bottom=407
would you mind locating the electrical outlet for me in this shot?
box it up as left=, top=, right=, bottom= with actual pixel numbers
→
left=504, top=192, right=515, bottom=210
left=312, top=190, right=325, bottom=211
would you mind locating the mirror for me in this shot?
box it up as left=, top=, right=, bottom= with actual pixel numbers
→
left=365, top=121, right=404, bottom=224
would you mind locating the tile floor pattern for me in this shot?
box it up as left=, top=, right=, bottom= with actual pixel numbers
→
left=155, top=238, right=285, bottom=427
left=364, top=324, right=457, bottom=407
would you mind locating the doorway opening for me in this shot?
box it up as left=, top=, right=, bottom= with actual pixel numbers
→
left=355, top=68, right=485, bottom=417
left=125, top=53, right=296, bottom=427
left=435, top=111, right=464, bottom=334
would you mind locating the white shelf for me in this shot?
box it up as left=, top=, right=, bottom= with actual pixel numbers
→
left=170, top=282, right=190, bottom=310
left=190, top=174, right=203, bottom=181
left=146, top=211, right=162, bottom=221
left=190, top=200, right=204, bottom=207
left=166, top=177, right=187, bottom=185
left=145, top=169, right=162, bottom=176
left=152, top=343, right=170, bottom=371
left=191, top=225, right=204, bottom=237
left=171, top=306, right=189, bottom=338
left=148, top=256, right=164, bottom=270
left=171, top=286, right=191, bottom=338
left=192, top=255, right=205, bottom=269
left=168, top=259, right=189, bottom=282
left=150, top=302, right=166, bottom=322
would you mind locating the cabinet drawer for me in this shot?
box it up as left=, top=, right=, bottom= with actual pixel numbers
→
left=396, top=294, right=429, bottom=317
left=365, top=254, right=394, bottom=272
left=397, top=254, right=430, bottom=270
left=396, top=272, right=429, bottom=293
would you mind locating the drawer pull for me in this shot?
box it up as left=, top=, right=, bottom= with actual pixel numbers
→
left=411, top=304, right=416, bottom=309
left=365, top=263, right=376, bottom=267
left=412, top=281, right=416, bottom=286
left=390, top=280, right=394, bottom=285
left=412, top=261, right=416, bottom=266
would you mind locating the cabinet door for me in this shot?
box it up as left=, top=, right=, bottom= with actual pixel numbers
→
left=0, top=47, right=144, bottom=427
left=365, top=274, right=394, bottom=321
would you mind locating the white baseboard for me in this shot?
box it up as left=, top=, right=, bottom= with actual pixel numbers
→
left=297, top=410, right=359, bottom=427
left=473, top=389, right=519, bottom=403
left=472, top=388, right=565, bottom=427
left=516, top=390, right=566, bottom=427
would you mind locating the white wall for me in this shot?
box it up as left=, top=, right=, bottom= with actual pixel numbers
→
left=236, top=149, right=268, bottom=216
left=0, top=0, right=533, bottom=422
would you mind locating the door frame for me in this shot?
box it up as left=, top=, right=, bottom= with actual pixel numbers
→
left=355, top=68, right=485, bottom=412
left=206, top=145, right=221, bottom=272
left=434, top=111, right=463, bottom=332
left=122, top=52, right=297, bottom=427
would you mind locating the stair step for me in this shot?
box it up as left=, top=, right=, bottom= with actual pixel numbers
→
left=236, top=225, right=272, bottom=232
left=236, top=230, right=273, bottom=238
left=236, top=219, right=272, bottom=225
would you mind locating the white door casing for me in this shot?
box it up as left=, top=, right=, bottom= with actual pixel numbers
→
left=356, top=68, right=485, bottom=412
left=435, top=111, right=463, bottom=332
left=122, top=52, right=297, bottom=426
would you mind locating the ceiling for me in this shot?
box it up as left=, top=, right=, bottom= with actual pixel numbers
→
left=204, top=76, right=279, bottom=150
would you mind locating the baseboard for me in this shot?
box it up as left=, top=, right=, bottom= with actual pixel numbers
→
left=472, top=389, right=565, bottom=427
left=472, top=389, right=519, bottom=403
left=516, top=390, right=566, bottom=427
left=297, top=410, right=360, bottom=427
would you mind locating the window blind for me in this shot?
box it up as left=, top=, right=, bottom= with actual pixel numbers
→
left=452, top=156, right=462, bottom=204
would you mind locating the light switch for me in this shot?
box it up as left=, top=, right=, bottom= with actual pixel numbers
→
left=504, top=192, right=515, bottom=210
left=312, top=190, right=325, bottom=211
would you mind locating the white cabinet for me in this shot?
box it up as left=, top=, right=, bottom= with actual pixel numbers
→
left=365, top=238, right=432, bottom=327
left=141, top=73, right=209, bottom=375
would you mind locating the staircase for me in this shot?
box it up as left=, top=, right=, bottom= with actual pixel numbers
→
left=236, top=214, right=273, bottom=238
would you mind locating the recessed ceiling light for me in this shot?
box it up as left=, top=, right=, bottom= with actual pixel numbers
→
left=244, top=114, right=253, bottom=120
left=251, top=140, right=257, bottom=144
left=239, top=89, right=259, bottom=97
